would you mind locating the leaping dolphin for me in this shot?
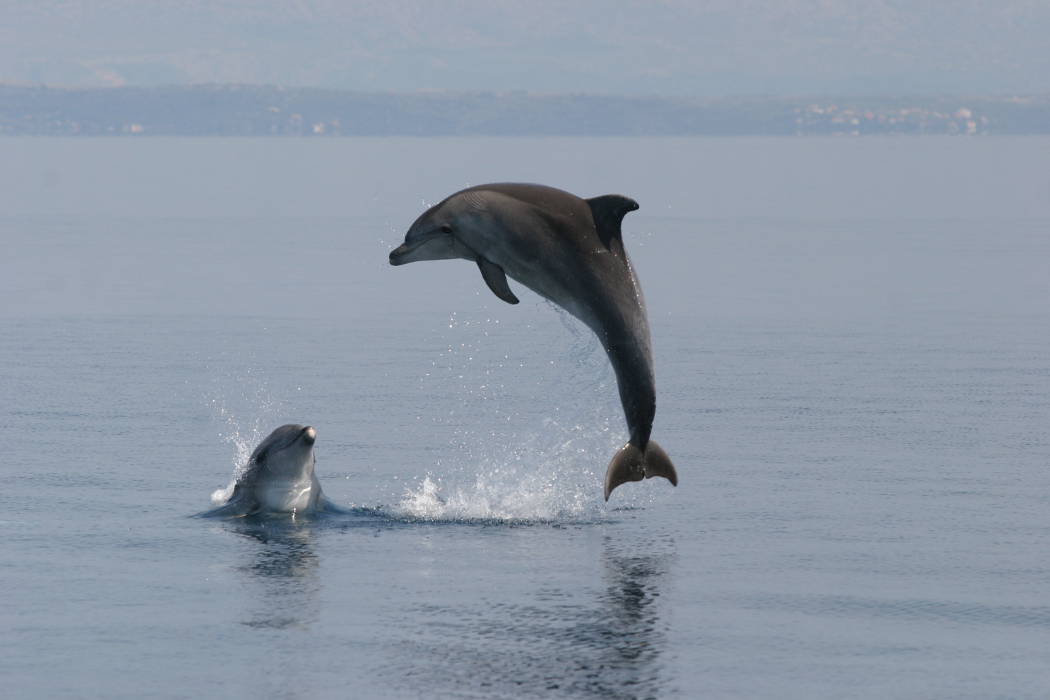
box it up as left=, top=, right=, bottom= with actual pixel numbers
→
left=389, top=183, right=677, bottom=500
left=202, top=424, right=334, bottom=517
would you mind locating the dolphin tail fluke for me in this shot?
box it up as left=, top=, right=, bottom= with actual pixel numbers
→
left=603, top=440, right=678, bottom=501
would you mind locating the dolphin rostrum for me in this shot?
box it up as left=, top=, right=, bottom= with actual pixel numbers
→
left=389, top=183, right=677, bottom=500
left=202, top=424, right=333, bottom=517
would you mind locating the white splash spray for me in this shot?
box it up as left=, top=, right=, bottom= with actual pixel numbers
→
left=204, top=369, right=286, bottom=504
left=392, top=306, right=630, bottom=522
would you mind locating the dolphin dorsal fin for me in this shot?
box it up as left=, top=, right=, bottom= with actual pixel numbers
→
left=586, top=194, right=639, bottom=249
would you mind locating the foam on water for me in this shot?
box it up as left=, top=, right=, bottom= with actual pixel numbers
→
left=392, top=424, right=613, bottom=523
left=395, top=473, right=586, bottom=522
left=392, top=472, right=606, bottom=523
left=388, top=426, right=666, bottom=523
left=388, top=441, right=671, bottom=524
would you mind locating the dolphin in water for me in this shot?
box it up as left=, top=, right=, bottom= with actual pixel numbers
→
left=202, top=424, right=334, bottom=517
left=389, top=183, right=677, bottom=500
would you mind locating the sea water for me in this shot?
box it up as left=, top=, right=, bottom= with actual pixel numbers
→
left=1, top=137, right=1049, bottom=698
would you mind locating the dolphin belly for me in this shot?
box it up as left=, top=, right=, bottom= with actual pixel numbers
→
left=257, top=477, right=322, bottom=513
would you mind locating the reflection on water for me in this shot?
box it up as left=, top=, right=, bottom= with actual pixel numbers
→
left=392, top=533, right=676, bottom=699
left=589, top=537, right=671, bottom=697
left=227, top=518, right=322, bottom=630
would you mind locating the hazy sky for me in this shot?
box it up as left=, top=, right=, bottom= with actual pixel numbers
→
left=2, top=0, right=1049, bottom=95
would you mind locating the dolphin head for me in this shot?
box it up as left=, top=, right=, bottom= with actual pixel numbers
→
left=250, top=424, right=317, bottom=481
left=203, top=424, right=324, bottom=517
left=389, top=194, right=483, bottom=266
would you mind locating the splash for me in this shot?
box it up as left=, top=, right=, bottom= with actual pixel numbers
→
left=392, top=452, right=602, bottom=524
left=394, top=307, right=629, bottom=523
left=204, top=370, right=286, bottom=504
left=208, top=407, right=262, bottom=504
left=392, top=418, right=613, bottom=523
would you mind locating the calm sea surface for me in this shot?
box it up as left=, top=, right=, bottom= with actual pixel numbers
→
left=2, top=137, right=1049, bottom=699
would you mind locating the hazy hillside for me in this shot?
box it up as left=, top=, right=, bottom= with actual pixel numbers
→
left=3, top=86, right=1047, bottom=136
left=3, top=1, right=1050, bottom=96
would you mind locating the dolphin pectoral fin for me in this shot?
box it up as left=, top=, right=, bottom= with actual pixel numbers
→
left=196, top=480, right=262, bottom=517
left=476, top=256, right=520, bottom=304
left=197, top=498, right=255, bottom=518
left=318, top=497, right=350, bottom=515
left=603, top=440, right=678, bottom=501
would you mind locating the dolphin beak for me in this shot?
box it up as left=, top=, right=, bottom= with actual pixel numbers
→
left=389, top=243, right=411, bottom=266
left=303, top=426, right=317, bottom=445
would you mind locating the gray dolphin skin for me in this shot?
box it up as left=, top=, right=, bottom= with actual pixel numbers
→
left=202, top=424, right=332, bottom=517
left=389, top=183, right=677, bottom=501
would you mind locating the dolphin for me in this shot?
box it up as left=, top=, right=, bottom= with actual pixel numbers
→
left=202, top=424, right=333, bottom=517
left=389, top=183, right=677, bottom=500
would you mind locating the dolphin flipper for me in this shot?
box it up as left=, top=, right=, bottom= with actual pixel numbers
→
left=477, top=256, right=520, bottom=304
left=318, top=497, right=350, bottom=515
left=197, top=496, right=257, bottom=518
left=603, top=440, right=678, bottom=501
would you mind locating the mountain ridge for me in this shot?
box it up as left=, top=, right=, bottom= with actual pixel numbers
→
left=3, top=85, right=1048, bottom=136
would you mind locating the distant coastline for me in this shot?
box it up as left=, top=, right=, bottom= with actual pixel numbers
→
left=2, top=85, right=1048, bottom=137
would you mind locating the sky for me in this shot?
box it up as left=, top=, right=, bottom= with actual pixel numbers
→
left=2, top=0, right=1049, bottom=96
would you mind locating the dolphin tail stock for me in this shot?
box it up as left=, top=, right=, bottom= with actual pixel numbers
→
left=603, top=440, right=678, bottom=502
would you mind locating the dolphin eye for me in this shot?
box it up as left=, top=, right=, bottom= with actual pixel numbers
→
left=440, top=224, right=453, bottom=233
